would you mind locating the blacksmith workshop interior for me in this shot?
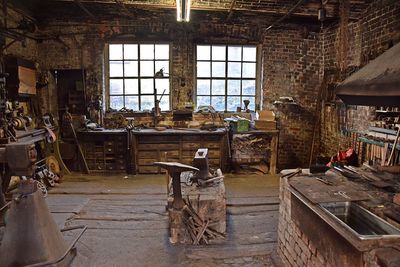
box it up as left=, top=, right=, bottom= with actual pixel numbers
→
left=0, top=0, right=399, bottom=266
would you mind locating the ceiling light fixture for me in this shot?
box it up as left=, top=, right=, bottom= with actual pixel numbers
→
left=176, top=0, right=191, bottom=22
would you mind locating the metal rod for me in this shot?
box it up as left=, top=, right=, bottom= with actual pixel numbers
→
left=25, top=225, right=88, bottom=267
left=387, top=128, right=400, bottom=166
left=0, top=201, right=10, bottom=212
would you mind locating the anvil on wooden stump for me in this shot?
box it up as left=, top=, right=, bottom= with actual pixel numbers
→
left=154, top=162, right=199, bottom=243
left=155, top=161, right=226, bottom=244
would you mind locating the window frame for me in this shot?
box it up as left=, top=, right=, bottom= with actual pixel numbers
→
left=105, top=42, right=172, bottom=112
left=194, top=44, right=261, bottom=112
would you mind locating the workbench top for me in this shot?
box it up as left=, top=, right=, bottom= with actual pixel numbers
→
left=130, top=128, right=227, bottom=135
left=232, top=130, right=279, bottom=135
left=77, top=129, right=127, bottom=135
left=77, top=128, right=279, bottom=136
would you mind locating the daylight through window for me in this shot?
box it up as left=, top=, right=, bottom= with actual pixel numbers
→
left=108, top=44, right=170, bottom=111
left=196, top=45, right=257, bottom=111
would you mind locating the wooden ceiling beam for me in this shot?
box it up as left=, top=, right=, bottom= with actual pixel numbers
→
left=73, top=0, right=96, bottom=18
left=226, top=0, right=237, bottom=21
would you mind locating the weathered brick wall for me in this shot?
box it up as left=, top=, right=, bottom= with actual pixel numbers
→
left=263, top=29, right=323, bottom=169
left=31, top=14, right=316, bottom=169
left=320, top=0, right=400, bottom=157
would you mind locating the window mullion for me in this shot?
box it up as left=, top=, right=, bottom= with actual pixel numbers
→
left=122, top=44, right=125, bottom=108
left=138, top=45, right=141, bottom=110
left=153, top=45, right=156, bottom=107
left=240, top=46, right=244, bottom=107
left=225, top=46, right=228, bottom=111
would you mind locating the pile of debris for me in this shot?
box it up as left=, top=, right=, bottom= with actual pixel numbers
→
left=182, top=198, right=225, bottom=245
left=231, top=134, right=271, bottom=174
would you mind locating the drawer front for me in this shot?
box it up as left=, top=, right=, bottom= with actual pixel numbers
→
left=203, top=135, right=221, bottom=141
left=208, top=149, right=220, bottom=158
left=181, top=157, right=193, bottom=165
left=138, top=166, right=159, bottom=174
left=138, top=143, right=180, bottom=150
left=182, top=142, right=201, bottom=150
left=182, top=135, right=202, bottom=141
left=138, top=150, right=158, bottom=158
left=182, top=150, right=197, bottom=157
left=161, top=150, right=179, bottom=158
left=209, top=159, right=220, bottom=166
left=138, top=158, right=156, bottom=166
left=204, top=142, right=220, bottom=149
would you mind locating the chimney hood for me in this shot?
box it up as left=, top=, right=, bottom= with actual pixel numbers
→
left=335, top=42, right=400, bottom=107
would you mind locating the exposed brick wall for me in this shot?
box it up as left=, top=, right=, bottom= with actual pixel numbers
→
left=263, top=29, right=323, bottom=169
left=1, top=14, right=324, bottom=169
left=319, top=0, right=400, bottom=157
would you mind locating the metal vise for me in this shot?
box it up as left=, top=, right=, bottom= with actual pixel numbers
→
left=191, top=148, right=212, bottom=183
left=5, top=142, right=37, bottom=176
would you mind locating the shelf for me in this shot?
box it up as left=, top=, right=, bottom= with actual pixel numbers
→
left=368, top=127, right=398, bottom=135
left=375, top=110, right=400, bottom=114
left=358, top=137, right=400, bottom=150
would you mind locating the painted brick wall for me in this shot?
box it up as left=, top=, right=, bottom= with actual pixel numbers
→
left=320, top=0, right=400, bottom=157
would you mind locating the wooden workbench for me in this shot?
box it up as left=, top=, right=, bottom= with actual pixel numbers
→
left=131, top=128, right=228, bottom=174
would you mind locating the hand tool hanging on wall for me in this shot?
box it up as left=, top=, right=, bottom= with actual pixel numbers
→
left=64, top=111, right=89, bottom=174
left=387, top=128, right=400, bottom=166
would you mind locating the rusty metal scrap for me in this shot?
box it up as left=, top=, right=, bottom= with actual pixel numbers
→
left=231, top=134, right=270, bottom=162
left=183, top=198, right=225, bottom=245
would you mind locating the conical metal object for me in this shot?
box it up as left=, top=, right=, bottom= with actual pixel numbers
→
left=0, top=180, right=76, bottom=267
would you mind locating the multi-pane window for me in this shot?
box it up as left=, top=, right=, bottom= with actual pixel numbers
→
left=108, top=44, right=170, bottom=111
left=196, top=45, right=257, bottom=111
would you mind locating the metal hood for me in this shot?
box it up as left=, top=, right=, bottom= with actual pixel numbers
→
left=335, top=42, right=400, bottom=106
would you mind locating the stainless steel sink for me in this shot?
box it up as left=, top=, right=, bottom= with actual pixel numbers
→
left=319, top=202, right=400, bottom=239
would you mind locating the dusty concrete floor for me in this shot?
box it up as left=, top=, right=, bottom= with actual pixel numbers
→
left=3, top=173, right=283, bottom=267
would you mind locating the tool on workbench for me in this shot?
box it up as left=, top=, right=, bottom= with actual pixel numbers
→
left=334, top=190, right=351, bottom=199
left=315, top=177, right=334, bottom=185
left=281, top=168, right=302, bottom=179
left=310, top=164, right=330, bottom=174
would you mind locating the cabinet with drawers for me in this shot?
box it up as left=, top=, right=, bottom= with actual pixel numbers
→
left=132, top=129, right=227, bottom=174
left=78, top=130, right=128, bottom=173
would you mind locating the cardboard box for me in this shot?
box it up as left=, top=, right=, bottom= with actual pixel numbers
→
left=257, top=110, right=275, bottom=121
left=254, top=120, right=277, bottom=130
left=255, top=110, right=276, bottom=130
